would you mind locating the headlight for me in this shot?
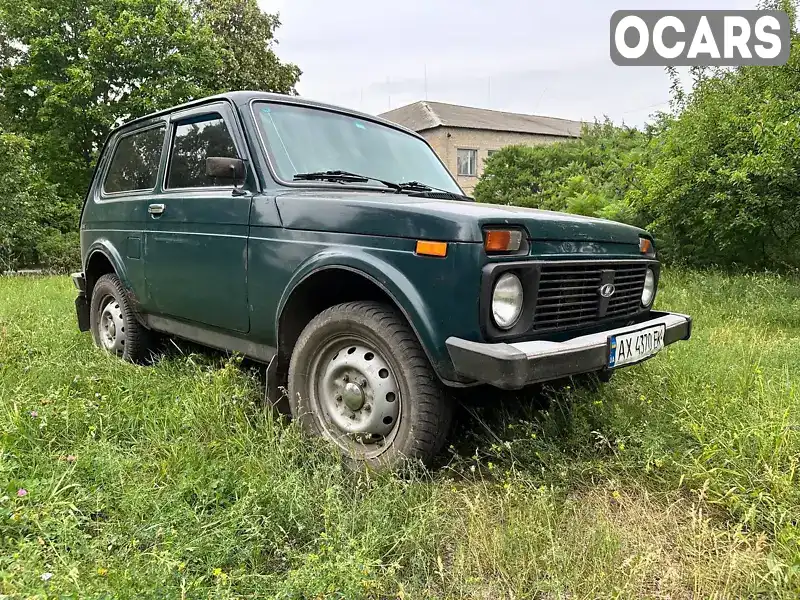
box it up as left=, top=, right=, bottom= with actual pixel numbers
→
left=641, top=268, right=656, bottom=306
left=492, top=273, right=523, bottom=329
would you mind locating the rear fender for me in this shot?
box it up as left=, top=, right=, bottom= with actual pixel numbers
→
left=85, top=240, right=130, bottom=289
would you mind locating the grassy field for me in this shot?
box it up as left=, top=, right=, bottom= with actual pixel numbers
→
left=1, top=270, right=799, bottom=599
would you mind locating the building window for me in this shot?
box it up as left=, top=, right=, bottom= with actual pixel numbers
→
left=457, top=148, right=477, bottom=177
left=487, top=149, right=499, bottom=157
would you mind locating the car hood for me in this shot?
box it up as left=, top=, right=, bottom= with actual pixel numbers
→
left=274, top=190, right=646, bottom=244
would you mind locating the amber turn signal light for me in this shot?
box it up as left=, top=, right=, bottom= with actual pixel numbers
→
left=639, top=237, right=655, bottom=256
left=415, top=240, right=448, bottom=257
left=484, top=229, right=523, bottom=253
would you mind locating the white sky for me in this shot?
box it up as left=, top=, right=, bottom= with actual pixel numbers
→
left=258, top=0, right=758, bottom=126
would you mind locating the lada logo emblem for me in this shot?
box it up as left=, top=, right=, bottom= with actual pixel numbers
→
left=599, top=283, right=616, bottom=298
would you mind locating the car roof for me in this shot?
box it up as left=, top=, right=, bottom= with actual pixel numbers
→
left=113, top=90, right=423, bottom=139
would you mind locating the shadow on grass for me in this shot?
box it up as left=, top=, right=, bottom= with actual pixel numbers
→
left=154, top=336, right=620, bottom=479
left=443, top=374, right=625, bottom=479
left=155, top=334, right=266, bottom=378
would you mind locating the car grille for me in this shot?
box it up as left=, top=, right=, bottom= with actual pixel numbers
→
left=533, top=262, right=648, bottom=332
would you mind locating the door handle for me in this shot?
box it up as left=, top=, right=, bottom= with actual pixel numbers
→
left=148, top=203, right=165, bottom=216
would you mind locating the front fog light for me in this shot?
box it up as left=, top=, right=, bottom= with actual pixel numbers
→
left=492, top=273, right=523, bottom=329
left=641, top=268, right=656, bottom=306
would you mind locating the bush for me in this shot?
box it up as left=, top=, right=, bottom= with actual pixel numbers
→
left=474, top=120, right=652, bottom=226
left=474, top=14, right=800, bottom=271
left=35, top=231, right=81, bottom=273
left=631, top=38, right=800, bottom=269
left=0, top=132, right=80, bottom=272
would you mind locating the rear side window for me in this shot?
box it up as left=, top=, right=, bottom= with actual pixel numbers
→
left=103, top=126, right=165, bottom=194
left=166, top=114, right=240, bottom=189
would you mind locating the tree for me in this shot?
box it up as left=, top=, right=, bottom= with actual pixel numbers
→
left=474, top=120, right=653, bottom=225
left=0, top=0, right=300, bottom=204
left=194, top=0, right=301, bottom=94
left=474, top=4, right=800, bottom=270
left=0, top=131, right=78, bottom=271
left=631, top=32, right=800, bottom=268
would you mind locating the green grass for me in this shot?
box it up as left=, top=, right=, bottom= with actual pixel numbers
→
left=1, top=270, right=799, bottom=598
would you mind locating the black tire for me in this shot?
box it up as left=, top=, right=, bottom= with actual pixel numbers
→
left=288, top=301, right=452, bottom=469
left=89, top=273, right=153, bottom=363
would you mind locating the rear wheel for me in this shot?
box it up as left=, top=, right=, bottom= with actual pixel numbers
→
left=288, top=301, right=452, bottom=468
left=90, top=273, right=153, bottom=363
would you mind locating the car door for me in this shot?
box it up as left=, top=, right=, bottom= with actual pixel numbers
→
left=89, top=120, right=167, bottom=307
left=144, top=102, right=251, bottom=333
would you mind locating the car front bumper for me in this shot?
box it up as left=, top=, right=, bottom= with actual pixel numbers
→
left=446, top=311, right=692, bottom=389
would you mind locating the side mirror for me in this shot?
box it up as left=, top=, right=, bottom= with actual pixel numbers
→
left=206, top=156, right=246, bottom=183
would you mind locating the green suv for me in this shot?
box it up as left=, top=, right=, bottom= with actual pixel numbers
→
left=72, top=91, right=692, bottom=467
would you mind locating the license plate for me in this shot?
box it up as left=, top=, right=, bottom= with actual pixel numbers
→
left=608, top=324, right=666, bottom=369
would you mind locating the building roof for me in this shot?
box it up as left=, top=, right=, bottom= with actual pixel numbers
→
left=380, top=100, right=583, bottom=138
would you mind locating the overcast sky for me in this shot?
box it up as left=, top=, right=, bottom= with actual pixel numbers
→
left=257, top=0, right=759, bottom=127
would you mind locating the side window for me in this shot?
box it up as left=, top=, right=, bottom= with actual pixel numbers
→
left=166, top=113, right=240, bottom=189
left=103, top=125, right=165, bottom=194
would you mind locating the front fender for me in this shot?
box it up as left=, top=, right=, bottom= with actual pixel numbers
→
left=276, top=248, right=448, bottom=376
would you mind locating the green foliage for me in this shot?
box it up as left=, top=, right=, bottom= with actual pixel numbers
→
left=474, top=121, right=652, bottom=225
left=476, top=24, right=800, bottom=270
left=631, top=37, right=800, bottom=268
left=0, top=132, right=79, bottom=271
left=2, top=272, right=800, bottom=597
left=0, top=0, right=299, bottom=269
left=194, top=0, right=301, bottom=94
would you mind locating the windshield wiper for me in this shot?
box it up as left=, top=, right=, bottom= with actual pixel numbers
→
left=394, top=181, right=472, bottom=201
left=293, top=170, right=389, bottom=186
left=292, top=170, right=471, bottom=200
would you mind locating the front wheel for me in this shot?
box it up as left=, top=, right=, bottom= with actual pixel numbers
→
left=288, top=301, right=452, bottom=468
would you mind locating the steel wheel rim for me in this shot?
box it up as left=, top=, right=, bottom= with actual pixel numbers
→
left=307, top=334, right=402, bottom=459
left=98, top=294, right=126, bottom=354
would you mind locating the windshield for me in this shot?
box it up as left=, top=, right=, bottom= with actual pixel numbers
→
left=253, top=102, right=462, bottom=194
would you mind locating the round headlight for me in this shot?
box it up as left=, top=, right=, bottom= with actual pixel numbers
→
left=641, top=268, right=656, bottom=306
left=492, top=273, right=523, bottom=329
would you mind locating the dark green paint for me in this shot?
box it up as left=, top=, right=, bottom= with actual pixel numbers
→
left=80, top=91, right=654, bottom=385
left=265, top=190, right=647, bottom=245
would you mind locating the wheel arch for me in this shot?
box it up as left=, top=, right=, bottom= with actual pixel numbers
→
left=274, top=253, right=446, bottom=388
left=84, top=241, right=129, bottom=298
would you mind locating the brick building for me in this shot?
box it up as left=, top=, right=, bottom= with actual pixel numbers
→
left=380, top=101, right=583, bottom=194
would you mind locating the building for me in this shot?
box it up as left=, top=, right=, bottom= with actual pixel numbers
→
left=380, top=101, right=583, bottom=194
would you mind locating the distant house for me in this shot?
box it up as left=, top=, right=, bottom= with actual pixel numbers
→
left=380, top=101, right=583, bottom=194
